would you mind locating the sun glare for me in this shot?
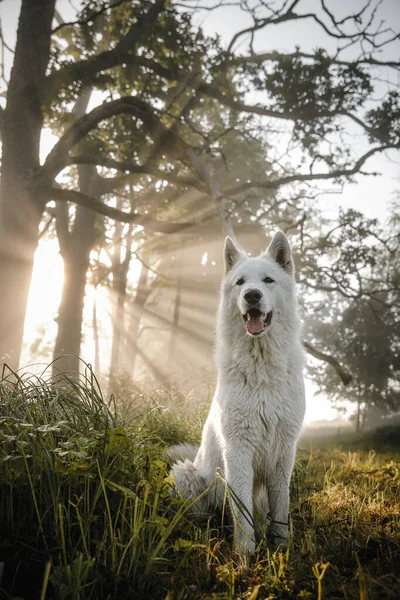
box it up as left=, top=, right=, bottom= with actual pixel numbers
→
left=21, top=235, right=343, bottom=423
left=21, top=239, right=64, bottom=365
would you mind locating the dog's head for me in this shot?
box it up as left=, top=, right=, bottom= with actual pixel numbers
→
left=222, top=231, right=295, bottom=338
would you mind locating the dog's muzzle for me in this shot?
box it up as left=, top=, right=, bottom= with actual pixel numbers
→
left=242, top=308, right=273, bottom=335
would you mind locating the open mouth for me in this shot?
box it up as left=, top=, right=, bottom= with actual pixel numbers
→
left=242, top=308, right=273, bottom=335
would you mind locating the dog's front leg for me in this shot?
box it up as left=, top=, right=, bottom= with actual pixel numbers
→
left=223, top=446, right=255, bottom=555
left=267, top=449, right=296, bottom=549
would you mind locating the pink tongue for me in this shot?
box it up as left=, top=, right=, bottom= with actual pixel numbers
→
left=246, top=315, right=264, bottom=334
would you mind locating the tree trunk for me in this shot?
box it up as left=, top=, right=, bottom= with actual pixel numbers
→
left=126, top=257, right=150, bottom=380
left=361, top=403, right=367, bottom=432
left=109, top=223, right=134, bottom=392
left=0, top=216, right=41, bottom=370
left=52, top=90, right=97, bottom=378
left=356, top=399, right=361, bottom=434
left=168, top=250, right=183, bottom=372
left=168, top=271, right=182, bottom=365
left=92, top=296, right=100, bottom=375
left=52, top=252, right=90, bottom=376
left=0, top=0, right=55, bottom=369
left=52, top=196, right=97, bottom=376
left=109, top=286, right=126, bottom=393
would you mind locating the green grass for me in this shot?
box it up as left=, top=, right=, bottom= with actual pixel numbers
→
left=0, top=368, right=399, bottom=599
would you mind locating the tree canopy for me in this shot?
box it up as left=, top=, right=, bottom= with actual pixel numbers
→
left=0, top=0, right=399, bottom=418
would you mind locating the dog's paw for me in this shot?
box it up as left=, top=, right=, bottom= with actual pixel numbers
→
left=270, top=535, right=288, bottom=553
left=234, top=532, right=256, bottom=557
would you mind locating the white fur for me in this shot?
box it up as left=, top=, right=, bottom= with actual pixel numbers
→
left=169, top=231, right=305, bottom=555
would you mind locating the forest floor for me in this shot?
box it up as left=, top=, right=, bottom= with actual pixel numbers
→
left=0, top=370, right=399, bottom=599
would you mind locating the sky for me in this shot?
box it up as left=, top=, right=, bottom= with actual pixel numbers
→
left=0, top=0, right=399, bottom=423
left=190, top=0, right=400, bottom=221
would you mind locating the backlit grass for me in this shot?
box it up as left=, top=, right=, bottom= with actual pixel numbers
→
left=0, top=367, right=399, bottom=599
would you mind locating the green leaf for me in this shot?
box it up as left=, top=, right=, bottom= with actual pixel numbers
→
left=173, top=538, right=193, bottom=551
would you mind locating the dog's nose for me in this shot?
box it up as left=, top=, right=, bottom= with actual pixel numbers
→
left=244, top=289, right=263, bottom=305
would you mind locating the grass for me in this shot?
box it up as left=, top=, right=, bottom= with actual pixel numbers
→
left=0, top=368, right=399, bottom=599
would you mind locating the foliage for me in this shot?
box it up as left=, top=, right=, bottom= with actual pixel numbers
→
left=302, top=204, right=400, bottom=417
left=1, top=374, right=400, bottom=599
left=367, top=91, right=400, bottom=145
left=0, top=369, right=204, bottom=599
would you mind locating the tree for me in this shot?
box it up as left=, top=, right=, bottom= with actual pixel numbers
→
left=0, top=0, right=399, bottom=374
left=304, top=207, right=400, bottom=424
left=52, top=89, right=100, bottom=376
left=0, top=0, right=56, bottom=368
left=108, top=216, right=134, bottom=391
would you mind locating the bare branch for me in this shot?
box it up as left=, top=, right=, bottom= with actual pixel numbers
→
left=225, top=144, right=399, bottom=196
left=50, top=187, right=198, bottom=233
left=227, top=1, right=302, bottom=54
left=132, top=250, right=175, bottom=281
left=68, top=155, right=206, bottom=192
left=0, top=19, right=15, bottom=54
left=52, top=0, right=131, bottom=36
left=39, top=97, right=188, bottom=182
left=198, top=82, right=389, bottom=142
left=175, top=0, right=241, bottom=11
left=231, top=49, right=400, bottom=70
left=40, top=97, right=238, bottom=240
left=51, top=201, right=70, bottom=257
left=304, top=341, right=352, bottom=385
left=0, top=106, right=4, bottom=138
left=186, top=147, right=236, bottom=239
left=49, top=186, right=265, bottom=237
left=38, top=213, right=54, bottom=240
left=198, top=82, right=300, bottom=121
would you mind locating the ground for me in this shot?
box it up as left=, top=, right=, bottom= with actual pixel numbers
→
left=0, top=372, right=399, bottom=599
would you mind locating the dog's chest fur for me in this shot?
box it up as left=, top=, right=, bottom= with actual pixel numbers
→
left=212, top=312, right=305, bottom=472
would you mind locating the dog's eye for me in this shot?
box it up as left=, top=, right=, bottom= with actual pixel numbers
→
left=263, top=277, right=275, bottom=284
left=236, top=278, right=245, bottom=286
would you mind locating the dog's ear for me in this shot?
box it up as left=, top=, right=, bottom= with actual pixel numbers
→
left=266, top=231, right=294, bottom=275
left=224, top=236, right=244, bottom=274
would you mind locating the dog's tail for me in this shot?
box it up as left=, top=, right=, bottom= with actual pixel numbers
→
left=166, top=443, right=209, bottom=512
left=165, top=442, right=198, bottom=464
left=166, top=443, right=225, bottom=514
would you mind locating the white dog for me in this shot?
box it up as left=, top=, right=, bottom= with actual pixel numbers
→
left=169, top=231, right=305, bottom=555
